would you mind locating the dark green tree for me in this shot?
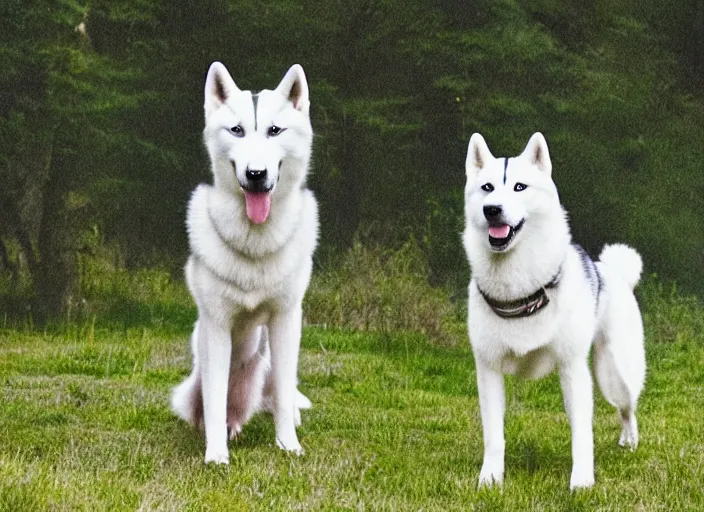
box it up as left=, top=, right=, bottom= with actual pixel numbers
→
left=0, top=0, right=143, bottom=315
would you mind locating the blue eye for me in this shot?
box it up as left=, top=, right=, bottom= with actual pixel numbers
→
left=481, top=183, right=494, bottom=192
left=230, top=125, right=244, bottom=137
left=514, top=183, right=528, bottom=192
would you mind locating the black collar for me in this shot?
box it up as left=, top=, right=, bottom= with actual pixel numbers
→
left=478, top=266, right=562, bottom=319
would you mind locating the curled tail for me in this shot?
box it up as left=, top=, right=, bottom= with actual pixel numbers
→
left=599, top=243, right=643, bottom=289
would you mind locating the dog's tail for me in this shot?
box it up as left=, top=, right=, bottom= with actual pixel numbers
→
left=599, top=243, right=643, bottom=289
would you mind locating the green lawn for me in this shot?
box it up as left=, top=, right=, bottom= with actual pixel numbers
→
left=0, top=309, right=702, bottom=510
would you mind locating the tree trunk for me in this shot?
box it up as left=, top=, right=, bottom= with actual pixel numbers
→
left=35, top=133, right=79, bottom=319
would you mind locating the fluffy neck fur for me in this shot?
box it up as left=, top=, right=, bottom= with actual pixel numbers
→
left=466, top=206, right=571, bottom=302
left=194, top=184, right=304, bottom=259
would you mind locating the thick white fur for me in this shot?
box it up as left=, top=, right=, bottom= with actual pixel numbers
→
left=599, top=243, right=643, bottom=289
left=171, top=62, right=318, bottom=463
left=463, top=132, right=646, bottom=490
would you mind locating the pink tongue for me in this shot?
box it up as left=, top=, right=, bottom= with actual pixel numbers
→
left=489, top=224, right=511, bottom=239
left=244, top=192, right=271, bottom=224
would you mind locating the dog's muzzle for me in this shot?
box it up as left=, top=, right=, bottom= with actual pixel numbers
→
left=241, top=167, right=273, bottom=193
left=483, top=205, right=524, bottom=252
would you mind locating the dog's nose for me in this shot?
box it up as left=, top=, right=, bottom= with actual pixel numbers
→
left=246, top=169, right=267, bottom=182
left=483, top=205, right=503, bottom=220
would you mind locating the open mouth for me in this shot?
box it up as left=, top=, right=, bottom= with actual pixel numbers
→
left=488, top=219, right=524, bottom=252
left=230, top=161, right=275, bottom=224
left=239, top=185, right=274, bottom=224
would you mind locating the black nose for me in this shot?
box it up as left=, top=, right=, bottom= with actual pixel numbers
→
left=483, top=205, right=503, bottom=220
left=246, top=169, right=267, bottom=182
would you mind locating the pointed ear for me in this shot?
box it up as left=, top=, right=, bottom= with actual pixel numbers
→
left=521, top=132, right=552, bottom=175
left=204, top=62, right=239, bottom=114
left=465, top=133, right=495, bottom=177
left=275, top=64, right=309, bottom=115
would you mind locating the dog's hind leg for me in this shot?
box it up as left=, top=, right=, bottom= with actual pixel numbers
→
left=595, top=247, right=646, bottom=450
left=171, top=323, right=204, bottom=428
left=593, top=328, right=644, bottom=449
left=593, top=291, right=645, bottom=450
left=226, top=326, right=269, bottom=440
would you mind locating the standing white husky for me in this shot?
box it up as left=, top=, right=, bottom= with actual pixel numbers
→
left=463, top=132, right=646, bottom=489
left=171, top=62, right=318, bottom=463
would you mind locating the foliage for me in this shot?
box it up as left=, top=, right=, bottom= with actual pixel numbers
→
left=0, top=0, right=146, bottom=315
left=305, top=239, right=460, bottom=343
left=1, top=0, right=704, bottom=318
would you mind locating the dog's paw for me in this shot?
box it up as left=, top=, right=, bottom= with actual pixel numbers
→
left=227, top=422, right=243, bottom=441
left=294, top=407, right=302, bottom=428
left=296, top=390, right=312, bottom=410
left=618, top=425, right=638, bottom=450
left=204, top=447, right=230, bottom=465
left=276, top=436, right=304, bottom=456
left=569, top=471, right=595, bottom=491
left=294, top=390, right=312, bottom=427
left=478, top=465, right=504, bottom=488
left=170, top=376, right=201, bottom=427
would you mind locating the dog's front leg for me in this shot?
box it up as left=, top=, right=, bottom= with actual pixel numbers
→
left=559, top=359, right=595, bottom=489
left=198, top=315, right=232, bottom=464
left=476, top=361, right=506, bottom=487
left=268, top=305, right=304, bottom=455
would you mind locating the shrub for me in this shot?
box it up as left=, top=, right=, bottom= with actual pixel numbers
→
left=67, top=251, right=195, bottom=331
left=304, top=239, right=462, bottom=343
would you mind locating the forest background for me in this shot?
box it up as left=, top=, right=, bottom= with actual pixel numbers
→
left=1, top=0, right=703, bottom=318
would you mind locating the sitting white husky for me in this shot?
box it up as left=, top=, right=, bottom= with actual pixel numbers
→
left=463, top=132, right=646, bottom=489
left=171, top=62, right=318, bottom=463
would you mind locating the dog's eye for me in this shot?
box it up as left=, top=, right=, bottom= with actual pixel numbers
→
left=481, top=183, right=494, bottom=192
left=268, top=125, right=285, bottom=137
left=230, top=125, right=244, bottom=138
left=514, top=183, right=528, bottom=192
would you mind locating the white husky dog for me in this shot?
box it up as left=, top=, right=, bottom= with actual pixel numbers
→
left=463, top=132, right=646, bottom=489
left=171, top=62, right=318, bottom=463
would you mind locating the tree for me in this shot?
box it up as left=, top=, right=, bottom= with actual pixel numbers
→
left=0, top=0, right=142, bottom=316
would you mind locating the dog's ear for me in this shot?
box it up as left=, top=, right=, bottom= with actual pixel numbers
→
left=466, top=133, right=495, bottom=177
left=521, top=132, right=552, bottom=175
left=275, top=64, right=310, bottom=115
left=204, top=62, right=240, bottom=115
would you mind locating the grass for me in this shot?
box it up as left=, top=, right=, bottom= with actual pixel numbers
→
left=304, top=240, right=461, bottom=342
left=0, top=269, right=702, bottom=510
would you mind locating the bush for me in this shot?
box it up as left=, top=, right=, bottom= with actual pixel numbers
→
left=305, top=240, right=462, bottom=343
left=62, top=250, right=195, bottom=332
